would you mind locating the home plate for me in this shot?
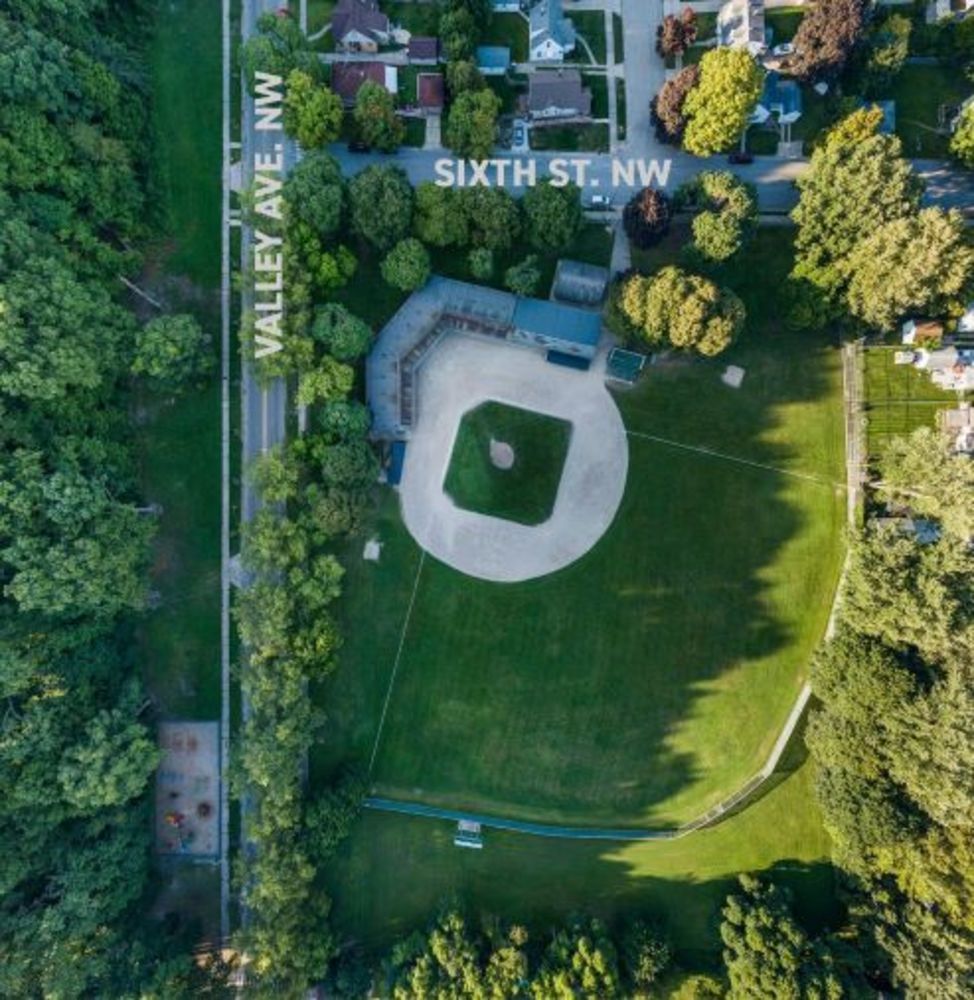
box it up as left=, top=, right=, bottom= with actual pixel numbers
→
left=722, top=365, right=746, bottom=388
left=363, top=538, right=382, bottom=562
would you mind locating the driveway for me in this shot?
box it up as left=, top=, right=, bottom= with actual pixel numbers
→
left=399, top=336, right=629, bottom=583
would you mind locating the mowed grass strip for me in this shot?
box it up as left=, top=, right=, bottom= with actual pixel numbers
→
left=443, top=402, right=572, bottom=526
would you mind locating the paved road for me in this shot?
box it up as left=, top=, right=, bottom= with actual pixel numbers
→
left=332, top=145, right=974, bottom=215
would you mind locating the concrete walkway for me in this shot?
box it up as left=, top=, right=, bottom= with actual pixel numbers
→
left=399, top=336, right=629, bottom=583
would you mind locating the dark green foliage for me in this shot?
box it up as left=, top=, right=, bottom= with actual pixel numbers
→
left=348, top=164, right=414, bottom=251
left=132, top=314, right=215, bottom=391
left=622, top=920, right=672, bottom=996
left=311, top=303, right=373, bottom=361
left=522, top=179, right=583, bottom=250
left=720, top=874, right=855, bottom=999
left=240, top=11, right=321, bottom=91
left=503, top=254, right=542, bottom=296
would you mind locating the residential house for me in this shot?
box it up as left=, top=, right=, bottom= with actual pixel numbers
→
left=750, top=71, right=801, bottom=138
left=476, top=45, right=512, bottom=76
left=417, top=72, right=444, bottom=113
left=939, top=404, right=974, bottom=455
left=529, top=0, right=576, bottom=62
left=912, top=346, right=974, bottom=391
left=332, top=0, right=391, bottom=53
left=408, top=36, right=440, bottom=65
left=331, top=61, right=398, bottom=106
left=526, top=69, right=591, bottom=120
left=491, top=0, right=522, bottom=11
left=717, top=0, right=767, bottom=57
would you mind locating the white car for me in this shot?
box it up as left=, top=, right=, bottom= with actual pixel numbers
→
left=589, top=194, right=612, bottom=209
left=772, top=42, right=795, bottom=57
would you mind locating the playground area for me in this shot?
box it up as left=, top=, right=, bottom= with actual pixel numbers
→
left=155, top=720, right=220, bottom=859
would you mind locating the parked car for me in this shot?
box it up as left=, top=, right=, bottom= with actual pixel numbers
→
left=589, top=194, right=612, bottom=209
left=512, top=122, right=527, bottom=149
left=772, top=42, right=795, bottom=57
left=728, top=151, right=753, bottom=165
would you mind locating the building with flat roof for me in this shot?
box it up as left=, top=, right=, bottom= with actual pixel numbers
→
left=366, top=276, right=603, bottom=440
left=476, top=45, right=512, bottom=75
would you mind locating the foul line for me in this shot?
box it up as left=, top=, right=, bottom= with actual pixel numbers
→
left=368, top=549, right=427, bottom=774
left=626, top=430, right=845, bottom=489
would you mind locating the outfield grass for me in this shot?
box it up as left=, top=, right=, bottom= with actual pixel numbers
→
left=444, top=403, right=572, bottom=525
left=324, top=760, right=837, bottom=963
left=314, top=229, right=845, bottom=829
left=863, top=346, right=968, bottom=460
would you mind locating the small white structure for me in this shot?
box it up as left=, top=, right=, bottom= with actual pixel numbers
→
left=722, top=365, right=746, bottom=388
left=363, top=538, right=382, bottom=561
left=454, top=820, right=484, bottom=849
left=530, top=0, right=577, bottom=62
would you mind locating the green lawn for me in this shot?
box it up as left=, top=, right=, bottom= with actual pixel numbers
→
left=482, top=12, right=529, bottom=63
left=487, top=73, right=528, bottom=116
left=402, top=116, right=427, bottom=147
left=568, top=11, right=608, bottom=65
left=616, top=76, right=627, bottom=139
left=308, top=0, right=337, bottom=35
left=530, top=122, right=610, bottom=151
left=766, top=7, right=805, bottom=44
left=613, top=12, right=624, bottom=63
left=314, top=229, right=845, bottom=829
left=324, top=761, right=836, bottom=963
left=884, top=63, right=969, bottom=157
left=583, top=73, right=609, bottom=119
left=149, top=0, right=222, bottom=285
left=443, top=403, right=572, bottom=525
left=397, top=65, right=420, bottom=106
left=385, top=0, right=440, bottom=38
left=863, top=346, right=968, bottom=460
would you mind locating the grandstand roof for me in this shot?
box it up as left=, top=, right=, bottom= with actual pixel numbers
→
left=512, top=298, right=602, bottom=346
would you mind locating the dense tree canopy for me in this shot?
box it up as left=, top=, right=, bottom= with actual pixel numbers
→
left=845, top=208, right=973, bottom=329
left=678, top=171, right=757, bottom=263
left=381, top=237, right=432, bottom=291
left=622, top=186, right=671, bottom=248
left=282, top=69, right=342, bottom=148
left=682, top=49, right=764, bottom=156
left=651, top=64, right=700, bottom=145
left=132, top=314, right=214, bottom=391
left=353, top=80, right=405, bottom=153
left=522, top=179, right=582, bottom=250
left=789, top=0, right=867, bottom=82
left=348, top=164, right=414, bottom=250
left=620, top=266, right=745, bottom=356
left=413, top=182, right=470, bottom=247
left=445, top=87, right=501, bottom=160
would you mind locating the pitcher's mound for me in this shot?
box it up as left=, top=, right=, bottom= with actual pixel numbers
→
left=490, top=439, right=515, bottom=470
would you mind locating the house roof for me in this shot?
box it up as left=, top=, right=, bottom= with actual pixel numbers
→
left=408, top=36, right=440, bottom=60
left=718, top=0, right=767, bottom=54
left=417, top=72, right=444, bottom=109
left=530, top=0, right=576, bottom=53
left=552, top=259, right=609, bottom=305
left=332, top=0, right=389, bottom=41
left=527, top=69, right=591, bottom=114
left=512, top=297, right=602, bottom=346
left=476, top=45, right=512, bottom=70
left=331, top=61, right=395, bottom=101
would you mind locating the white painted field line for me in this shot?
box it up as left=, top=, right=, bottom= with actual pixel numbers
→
left=626, top=429, right=845, bottom=490
left=368, top=550, right=427, bottom=774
